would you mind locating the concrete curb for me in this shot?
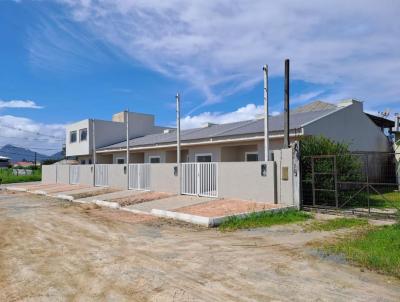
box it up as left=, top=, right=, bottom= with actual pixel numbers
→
left=151, top=209, right=211, bottom=226
left=151, top=205, right=296, bottom=227
left=31, top=190, right=48, bottom=195
left=120, top=207, right=153, bottom=216
left=56, top=194, right=75, bottom=201
left=6, top=186, right=27, bottom=192
left=93, top=199, right=120, bottom=209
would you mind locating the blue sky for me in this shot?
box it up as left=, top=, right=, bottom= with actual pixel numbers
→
left=0, top=0, right=399, bottom=154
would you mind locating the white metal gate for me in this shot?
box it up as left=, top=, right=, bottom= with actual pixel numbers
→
left=95, top=164, right=109, bottom=187
left=129, top=164, right=150, bottom=191
left=69, top=165, right=80, bottom=184
left=181, top=163, right=218, bottom=197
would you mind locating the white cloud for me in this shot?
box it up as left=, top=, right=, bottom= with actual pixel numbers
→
left=180, top=103, right=265, bottom=129
left=0, top=115, right=65, bottom=155
left=50, top=0, right=400, bottom=114
left=0, top=100, right=43, bottom=109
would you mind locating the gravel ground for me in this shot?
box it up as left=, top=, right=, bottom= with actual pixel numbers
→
left=1, top=191, right=399, bottom=301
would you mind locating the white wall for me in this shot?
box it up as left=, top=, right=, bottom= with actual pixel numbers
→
left=66, top=119, right=90, bottom=157
left=304, top=101, right=391, bottom=152
left=218, top=161, right=276, bottom=203
left=187, top=145, right=221, bottom=162
left=66, top=112, right=167, bottom=157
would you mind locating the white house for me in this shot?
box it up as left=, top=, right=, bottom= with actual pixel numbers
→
left=65, top=99, right=394, bottom=165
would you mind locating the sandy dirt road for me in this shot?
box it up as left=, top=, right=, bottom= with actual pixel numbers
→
left=0, top=191, right=399, bottom=301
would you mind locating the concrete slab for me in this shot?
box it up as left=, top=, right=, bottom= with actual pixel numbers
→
left=125, top=195, right=214, bottom=214
left=55, top=186, right=107, bottom=197
left=38, top=184, right=89, bottom=194
left=7, top=183, right=59, bottom=192
left=75, top=190, right=141, bottom=203
left=1, top=181, right=41, bottom=189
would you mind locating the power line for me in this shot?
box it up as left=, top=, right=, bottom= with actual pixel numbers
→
left=0, top=124, right=65, bottom=141
left=0, top=134, right=65, bottom=143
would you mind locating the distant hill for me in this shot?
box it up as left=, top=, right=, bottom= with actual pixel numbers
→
left=0, top=144, right=63, bottom=163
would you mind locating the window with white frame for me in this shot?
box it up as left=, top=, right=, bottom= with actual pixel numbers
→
left=196, top=153, right=212, bottom=162
left=245, top=152, right=259, bottom=162
left=79, top=128, right=87, bottom=142
left=70, top=131, right=77, bottom=143
left=116, top=157, right=125, bottom=164
left=149, top=156, right=161, bottom=163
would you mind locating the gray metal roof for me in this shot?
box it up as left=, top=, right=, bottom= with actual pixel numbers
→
left=99, top=107, right=339, bottom=150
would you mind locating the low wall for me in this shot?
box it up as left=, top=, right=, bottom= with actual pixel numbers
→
left=218, top=161, right=276, bottom=203
left=106, top=164, right=127, bottom=189
left=150, top=163, right=179, bottom=193
left=41, top=148, right=300, bottom=207
left=42, top=165, right=57, bottom=183
left=56, top=165, right=70, bottom=184
left=80, top=165, right=94, bottom=186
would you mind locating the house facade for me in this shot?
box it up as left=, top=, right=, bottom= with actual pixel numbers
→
left=65, top=99, right=394, bottom=164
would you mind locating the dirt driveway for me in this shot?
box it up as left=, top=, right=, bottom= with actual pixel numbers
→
left=0, top=191, right=399, bottom=301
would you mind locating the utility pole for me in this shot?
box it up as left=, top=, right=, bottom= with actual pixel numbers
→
left=284, top=59, right=290, bottom=148
left=92, top=119, right=96, bottom=186
left=176, top=93, right=181, bottom=194
left=126, top=110, right=130, bottom=189
left=263, top=64, right=270, bottom=161
left=34, top=152, right=37, bottom=168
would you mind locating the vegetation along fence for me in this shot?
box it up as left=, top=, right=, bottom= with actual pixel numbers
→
left=301, top=152, right=400, bottom=214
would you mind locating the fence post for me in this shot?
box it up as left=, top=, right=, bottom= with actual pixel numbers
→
left=311, top=158, right=316, bottom=206
left=366, top=154, right=370, bottom=214
left=292, top=142, right=301, bottom=209
left=334, top=155, right=339, bottom=208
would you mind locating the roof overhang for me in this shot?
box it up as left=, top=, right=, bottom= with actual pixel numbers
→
left=96, top=130, right=304, bottom=154
left=366, top=113, right=395, bottom=129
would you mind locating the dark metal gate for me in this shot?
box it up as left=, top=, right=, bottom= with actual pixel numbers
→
left=301, top=152, right=400, bottom=214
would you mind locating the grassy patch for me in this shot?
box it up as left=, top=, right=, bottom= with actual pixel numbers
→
left=218, top=209, right=312, bottom=231
left=0, top=169, right=41, bottom=184
left=323, top=223, right=400, bottom=278
left=306, top=217, right=368, bottom=232
left=369, top=191, right=400, bottom=209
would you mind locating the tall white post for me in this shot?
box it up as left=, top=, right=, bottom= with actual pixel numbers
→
left=126, top=110, right=130, bottom=189
left=92, top=118, right=96, bottom=186
left=176, top=93, right=181, bottom=194
left=263, top=65, right=270, bottom=161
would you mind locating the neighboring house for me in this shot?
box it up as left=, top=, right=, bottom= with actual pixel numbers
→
left=65, top=111, right=169, bottom=164
left=65, top=99, right=394, bottom=164
left=13, top=161, right=34, bottom=168
left=0, top=156, right=10, bottom=168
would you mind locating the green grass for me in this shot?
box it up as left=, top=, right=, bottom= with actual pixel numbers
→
left=369, top=191, right=400, bottom=209
left=218, top=209, right=313, bottom=231
left=0, top=168, right=41, bottom=184
left=306, top=217, right=368, bottom=232
left=323, top=223, right=400, bottom=278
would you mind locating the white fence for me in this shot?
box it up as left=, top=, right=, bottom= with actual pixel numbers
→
left=69, top=165, right=80, bottom=184
left=181, top=163, right=218, bottom=198
left=129, top=164, right=150, bottom=191
left=95, top=164, right=109, bottom=187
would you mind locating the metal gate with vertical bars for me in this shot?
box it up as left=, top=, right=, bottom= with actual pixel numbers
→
left=69, top=165, right=80, bottom=184
left=181, top=163, right=218, bottom=197
left=95, top=164, right=109, bottom=187
left=129, top=164, right=150, bottom=191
